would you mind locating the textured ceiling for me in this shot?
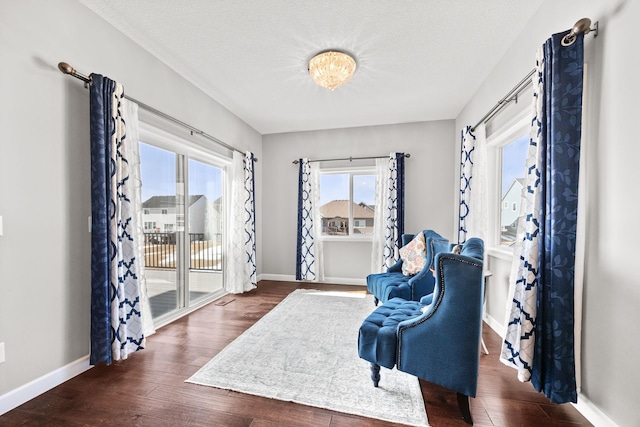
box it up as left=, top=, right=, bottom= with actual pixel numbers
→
left=78, top=0, right=544, bottom=135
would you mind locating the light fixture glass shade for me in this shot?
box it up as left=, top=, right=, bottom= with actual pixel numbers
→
left=308, top=51, right=356, bottom=91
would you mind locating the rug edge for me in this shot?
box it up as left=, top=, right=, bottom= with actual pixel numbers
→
left=184, top=379, right=429, bottom=427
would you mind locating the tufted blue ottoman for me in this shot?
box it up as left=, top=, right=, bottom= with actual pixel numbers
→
left=358, top=298, right=423, bottom=385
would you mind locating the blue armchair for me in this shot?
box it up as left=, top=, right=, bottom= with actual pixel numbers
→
left=358, top=238, right=484, bottom=425
left=367, top=230, right=449, bottom=305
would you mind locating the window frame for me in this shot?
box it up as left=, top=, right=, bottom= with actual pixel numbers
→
left=318, top=166, right=376, bottom=242
left=486, top=110, right=531, bottom=261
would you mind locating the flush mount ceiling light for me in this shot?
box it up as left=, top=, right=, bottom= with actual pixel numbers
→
left=308, top=50, right=357, bottom=91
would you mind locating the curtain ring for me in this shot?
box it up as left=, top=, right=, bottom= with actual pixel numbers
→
left=562, top=18, right=593, bottom=46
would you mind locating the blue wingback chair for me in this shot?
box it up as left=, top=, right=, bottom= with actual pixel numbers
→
left=366, top=230, right=449, bottom=306
left=358, top=238, right=484, bottom=425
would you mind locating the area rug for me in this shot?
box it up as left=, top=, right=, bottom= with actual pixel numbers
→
left=186, top=289, right=429, bottom=426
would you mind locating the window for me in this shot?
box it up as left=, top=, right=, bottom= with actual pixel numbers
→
left=487, top=110, right=531, bottom=253
left=144, top=209, right=150, bottom=215
left=499, top=134, right=528, bottom=246
left=319, top=169, right=375, bottom=238
left=144, top=221, right=156, bottom=231
left=161, top=209, right=168, bottom=215
left=354, top=219, right=366, bottom=228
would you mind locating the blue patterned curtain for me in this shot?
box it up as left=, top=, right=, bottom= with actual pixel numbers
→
left=381, top=153, right=405, bottom=267
left=500, top=31, right=584, bottom=404
left=227, top=151, right=257, bottom=293
left=458, top=127, right=474, bottom=244
left=89, top=75, right=145, bottom=365
left=295, top=159, right=324, bottom=280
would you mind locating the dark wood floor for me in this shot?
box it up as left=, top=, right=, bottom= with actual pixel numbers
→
left=1, top=281, right=592, bottom=427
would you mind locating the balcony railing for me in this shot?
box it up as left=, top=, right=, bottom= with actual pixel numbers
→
left=143, top=232, right=222, bottom=271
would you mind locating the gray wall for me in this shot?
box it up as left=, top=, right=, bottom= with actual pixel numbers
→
left=456, top=1, right=639, bottom=426
left=0, top=0, right=261, bottom=397
left=262, top=120, right=455, bottom=282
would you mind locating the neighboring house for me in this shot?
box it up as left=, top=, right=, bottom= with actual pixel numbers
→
left=142, top=195, right=211, bottom=235
left=320, top=200, right=375, bottom=235
left=500, top=178, right=524, bottom=244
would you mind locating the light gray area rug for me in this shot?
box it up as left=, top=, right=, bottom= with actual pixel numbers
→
left=186, top=289, right=429, bottom=426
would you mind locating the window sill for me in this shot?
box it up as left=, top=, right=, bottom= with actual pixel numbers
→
left=486, top=246, right=515, bottom=262
left=321, top=236, right=373, bottom=243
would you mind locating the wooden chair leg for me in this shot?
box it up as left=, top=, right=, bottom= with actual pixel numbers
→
left=370, top=363, right=381, bottom=387
left=457, top=393, right=473, bottom=425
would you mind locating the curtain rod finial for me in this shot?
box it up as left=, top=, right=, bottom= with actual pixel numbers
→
left=572, top=18, right=592, bottom=35
left=58, top=62, right=74, bottom=75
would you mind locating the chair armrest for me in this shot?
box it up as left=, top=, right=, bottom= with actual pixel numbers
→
left=419, top=293, right=433, bottom=306
left=407, top=264, right=435, bottom=300
left=387, top=258, right=403, bottom=273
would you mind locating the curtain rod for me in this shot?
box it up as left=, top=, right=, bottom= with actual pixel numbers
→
left=470, top=17, right=598, bottom=132
left=292, top=153, right=410, bottom=164
left=57, top=62, right=257, bottom=161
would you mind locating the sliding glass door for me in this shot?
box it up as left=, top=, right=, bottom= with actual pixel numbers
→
left=139, top=136, right=227, bottom=324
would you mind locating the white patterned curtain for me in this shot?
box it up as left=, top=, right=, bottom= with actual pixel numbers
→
left=370, top=157, right=391, bottom=273
left=371, top=153, right=404, bottom=272
left=124, top=99, right=155, bottom=338
left=226, top=150, right=257, bottom=293
left=458, top=125, right=488, bottom=243
left=89, top=75, right=145, bottom=364
left=468, top=124, right=488, bottom=241
left=295, top=159, right=324, bottom=281
left=501, top=96, right=541, bottom=381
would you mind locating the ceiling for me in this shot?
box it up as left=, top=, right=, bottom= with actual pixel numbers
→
left=78, top=0, right=544, bottom=135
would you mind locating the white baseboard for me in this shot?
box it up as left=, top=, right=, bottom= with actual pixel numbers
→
left=573, top=393, right=618, bottom=427
left=258, top=273, right=295, bottom=282
left=484, top=312, right=506, bottom=338
left=258, top=274, right=366, bottom=286
left=0, top=355, right=92, bottom=416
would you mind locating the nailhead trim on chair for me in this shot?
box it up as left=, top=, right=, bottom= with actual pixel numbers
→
left=397, top=254, right=483, bottom=368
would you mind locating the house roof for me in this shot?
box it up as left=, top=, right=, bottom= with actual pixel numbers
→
left=320, top=200, right=375, bottom=219
left=143, top=195, right=205, bottom=208
left=502, top=178, right=525, bottom=201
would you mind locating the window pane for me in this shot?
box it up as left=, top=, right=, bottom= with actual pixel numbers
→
left=320, top=174, right=349, bottom=236
left=139, top=142, right=179, bottom=319
left=353, top=175, right=375, bottom=235
left=500, top=134, right=529, bottom=246
left=188, top=158, right=224, bottom=302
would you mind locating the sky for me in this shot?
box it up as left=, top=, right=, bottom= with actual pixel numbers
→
left=319, top=174, right=376, bottom=206
left=139, top=142, right=222, bottom=203
left=502, top=133, right=529, bottom=196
